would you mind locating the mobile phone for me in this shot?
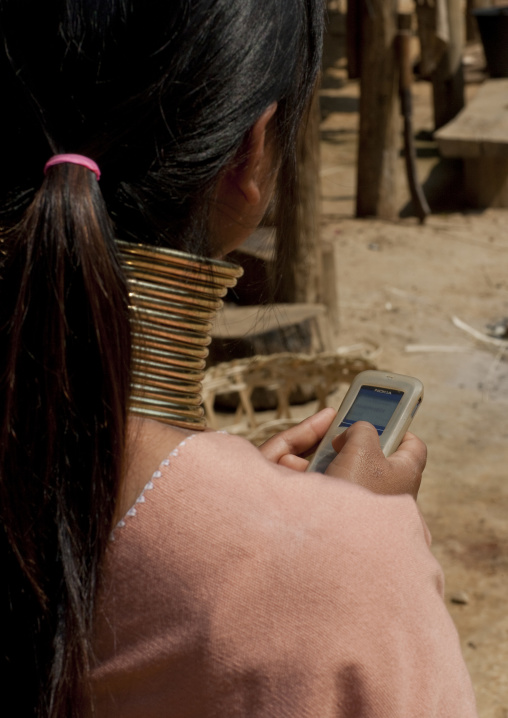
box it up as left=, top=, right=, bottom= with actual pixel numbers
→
left=306, top=370, right=423, bottom=473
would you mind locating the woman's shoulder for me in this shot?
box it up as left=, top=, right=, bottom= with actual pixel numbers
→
left=116, top=417, right=196, bottom=524
left=95, top=428, right=477, bottom=718
left=114, top=426, right=435, bottom=589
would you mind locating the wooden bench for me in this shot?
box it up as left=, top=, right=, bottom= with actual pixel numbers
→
left=435, top=79, right=508, bottom=208
left=209, top=303, right=334, bottom=365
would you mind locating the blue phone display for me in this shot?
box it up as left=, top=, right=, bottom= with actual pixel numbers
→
left=339, top=385, right=403, bottom=436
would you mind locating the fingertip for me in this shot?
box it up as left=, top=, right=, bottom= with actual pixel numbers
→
left=304, top=407, right=337, bottom=435
left=351, top=420, right=379, bottom=434
left=320, top=407, right=338, bottom=416
left=334, top=420, right=378, bottom=442
left=312, top=406, right=337, bottom=423
left=279, top=454, right=309, bottom=472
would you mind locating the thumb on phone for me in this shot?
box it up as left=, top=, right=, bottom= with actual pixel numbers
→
left=325, top=421, right=426, bottom=500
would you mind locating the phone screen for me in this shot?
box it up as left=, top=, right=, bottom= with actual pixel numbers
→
left=339, top=385, right=403, bottom=436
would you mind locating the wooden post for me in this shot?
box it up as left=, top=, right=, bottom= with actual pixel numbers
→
left=346, top=0, right=362, bottom=79
left=293, top=88, right=323, bottom=304
left=269, top=86, right=322, bottom=306
left=270, top=87, right=340, bottom=336
left=355, top=0, right=400, bottom=219
left=431, top=0, right=465, bottom=130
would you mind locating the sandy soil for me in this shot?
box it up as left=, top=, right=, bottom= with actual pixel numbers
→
left=319, top=35, right=508, bottom=718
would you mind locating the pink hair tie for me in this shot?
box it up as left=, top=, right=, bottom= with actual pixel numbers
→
left=44, top=154, right=101, bottom=181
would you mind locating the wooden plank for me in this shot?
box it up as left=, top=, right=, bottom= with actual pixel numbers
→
left=435, top=79, right=508, bottom=158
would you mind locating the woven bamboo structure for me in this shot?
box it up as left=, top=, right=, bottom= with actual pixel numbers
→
left=202, top=350, right=377, bottom=444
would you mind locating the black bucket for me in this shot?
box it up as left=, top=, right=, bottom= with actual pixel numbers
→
left=473, top=6, right=508, bottom=78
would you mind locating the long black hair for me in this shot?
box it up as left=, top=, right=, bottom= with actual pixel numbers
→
left=0, top=1, right=324, bottom=715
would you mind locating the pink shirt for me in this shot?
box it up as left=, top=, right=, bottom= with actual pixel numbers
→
left=90, top=431, right=477, bottom=717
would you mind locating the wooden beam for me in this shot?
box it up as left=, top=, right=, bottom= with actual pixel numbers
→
left=356, top=0, right=399, bottom=219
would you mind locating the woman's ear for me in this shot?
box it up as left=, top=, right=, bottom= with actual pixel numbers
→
left=236, top=102, right=278, bottom=206
left=209, top=102, right=278, bottom=256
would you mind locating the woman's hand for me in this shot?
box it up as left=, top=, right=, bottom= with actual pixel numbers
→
left=259, top=411, right=426, bottom=499
left=258, top=408, right=337, bottom=471
left=326, top=421, right=427, bottom=500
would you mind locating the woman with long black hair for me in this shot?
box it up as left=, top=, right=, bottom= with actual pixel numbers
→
left=0, top=1, right=477, bottom=716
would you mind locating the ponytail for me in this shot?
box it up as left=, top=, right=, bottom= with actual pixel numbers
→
left=0, top=1, right=324, bottom=714
left=0, top=162, right=131, bottom=716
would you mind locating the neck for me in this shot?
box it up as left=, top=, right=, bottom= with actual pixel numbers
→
left=117, top=240, right=242, bottom=430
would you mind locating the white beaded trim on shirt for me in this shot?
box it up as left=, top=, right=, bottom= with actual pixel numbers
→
left=110, top=433, right=198, bottom=541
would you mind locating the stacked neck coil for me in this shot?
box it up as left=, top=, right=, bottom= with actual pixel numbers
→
left=117, top=240, right=243, bottom=431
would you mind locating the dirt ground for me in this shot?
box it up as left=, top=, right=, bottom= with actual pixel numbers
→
left=318, top=31, right=508, bottom=718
